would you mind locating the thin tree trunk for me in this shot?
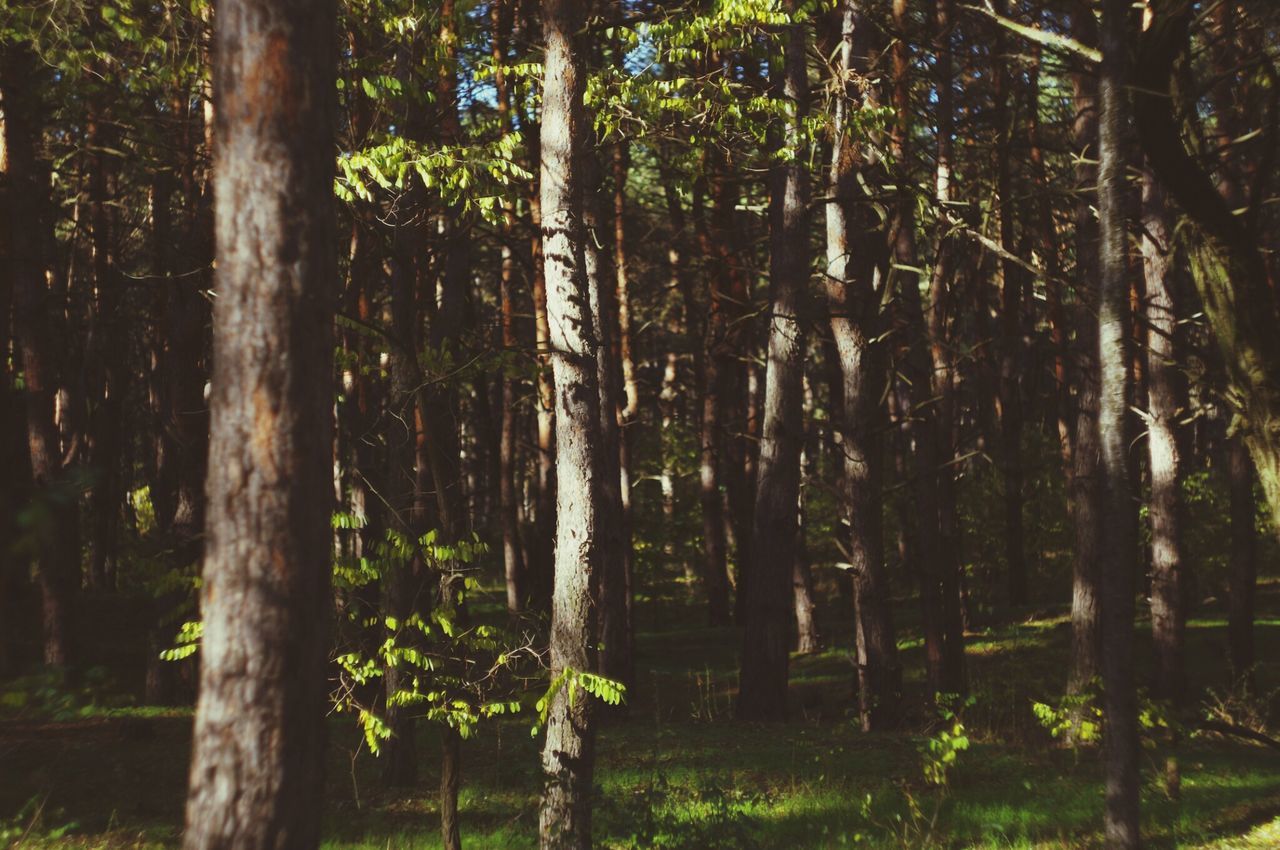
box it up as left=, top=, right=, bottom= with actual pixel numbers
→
left=492, top=0, right=525, bottom=613
left=440, top=728, right=462, bottom=850
left=738, top=0, right=809, bottom=721
left=584, top=142, right=632, bottom=693
left=182, top=0, right=337, bottom=844
left=686, top=174, right=733, bottom=625
left=1097, top=0, right=1140, bottom=842
left=538, top=0, right=601, bottom=841
left=1067, top=7, right=1102, bottom=705
left=992, top=0, right=1027, bottom=608
left=1227, top=436, right=1256, bottom=688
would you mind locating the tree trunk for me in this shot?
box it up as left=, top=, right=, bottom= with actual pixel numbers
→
left=738, top=0, right=809, bottom=721
left=888, top=0, right=964, bottom=699
left=440, top=727, right=462, bottom=850
left=826, top=0, right=899, bottom=731
left=1097, top=0, right=1140, bottom=843
left=492, top=0, right=526, bottom=613
left=1142, top=166, right=1187, bottom=705
left=1135, top=2, right=1280, bottom=537
left=584, top=142, right=632, bottom=694
left=686, top=174, right=733, bottom=626
left=538, top=0, right=601, bottom=842
left=2, top=46, right=80, bottom=670
left=1067, top=7, right=1102, bottom=705
left=182, top=0, right=337, bottom=845
left=992, top=0, right=1027, bottom=608
left=1227, top=436, right=1256, bottom=688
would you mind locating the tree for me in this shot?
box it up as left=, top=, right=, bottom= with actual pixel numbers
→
left=2, top=44, right=80, bottom=669
left=537, top=0, right=603, bottom=842
left=181, top=0, right=337, bottom=846
left=1096, top=0, right=1140, bottom=843
left=738, top=0, right=810, bottom=722
left=824, top=0, right=899, bottom=731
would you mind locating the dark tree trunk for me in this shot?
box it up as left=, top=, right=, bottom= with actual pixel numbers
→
left=826, top=0, right=899, bottom=731
left=440, top=728, right=462, bottom=850
left=738, top=0, right=809, bottom=721
left=992, top=0, right=1027, bottom=608
left=181, top=0, right=337, bottom=846
left=584, top=142, right=633, bottom=694
left=1227, top=436, right=1256, bottom=688
left=2, top=46, right=80, bottom=670
left=1097, top=0, right=1140, bottom=843
left=686, top=174, right=733, bottom=626
left=1067, top=8, right=1102, bottom=706
left=492, top=0, right=526, bottom=614
left=887, top=0, right=964, bottom=699
left=1135, top=1, right=1280, bottom=534
left=538, top=0, right=601, bottom=842
left=86, top=112, right=124, bottom=592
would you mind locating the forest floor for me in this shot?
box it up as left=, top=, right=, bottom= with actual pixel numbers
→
left=2, top=580, right=1278, bottom=849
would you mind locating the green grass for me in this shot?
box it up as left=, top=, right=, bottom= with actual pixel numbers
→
left=2, top=585, right=1278, bottom=849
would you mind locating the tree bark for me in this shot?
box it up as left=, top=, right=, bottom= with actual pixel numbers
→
left=181, top=0, right=337, bottom=846
left=1097, top=0, right=1140, bottom=843
left=538, top=0, right=601, bottom=841
left=1142, top=166, right=1187, bottom=706
left=1067, top=7, right=1102, bottom=706
left=826, top=0, right=899, bottom=731
left=738, top=0, right=809, bottom=721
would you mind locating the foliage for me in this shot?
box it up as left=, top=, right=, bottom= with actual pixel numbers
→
left=0, top=668, right=129, bottom=722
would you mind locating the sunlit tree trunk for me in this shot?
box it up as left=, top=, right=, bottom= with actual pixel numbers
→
left=182, top=0, right=337, bottom=844
left=538, top=0, right=602, bottom=841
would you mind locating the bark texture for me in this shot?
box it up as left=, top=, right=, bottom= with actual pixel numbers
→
left=538, top=0, right=601, bottom=842
left=181, top=0, right=337, bottom=846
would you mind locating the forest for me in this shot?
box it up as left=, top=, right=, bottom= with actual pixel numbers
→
left=1, top=0, right=1279, bottom=847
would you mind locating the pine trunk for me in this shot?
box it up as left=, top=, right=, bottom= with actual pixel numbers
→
left=182, top=0, right=337, bottom=845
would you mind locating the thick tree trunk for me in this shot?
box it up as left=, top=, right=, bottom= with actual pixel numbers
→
left=738, top=1, right=809, bottom=721
left=826, top=0, right=899, bottom=731
left=1097, top=1, right=1140, bottom=843
left=2, top=47, right=80, bottom=669
left=538, top=0, right=601, bottom=842
left=182, top=0, right=337, bottom=846
left=1135, top=2, right=1280, bottom=536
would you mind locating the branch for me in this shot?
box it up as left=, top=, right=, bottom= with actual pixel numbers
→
left=961, top=3, right=1100, bottom=64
